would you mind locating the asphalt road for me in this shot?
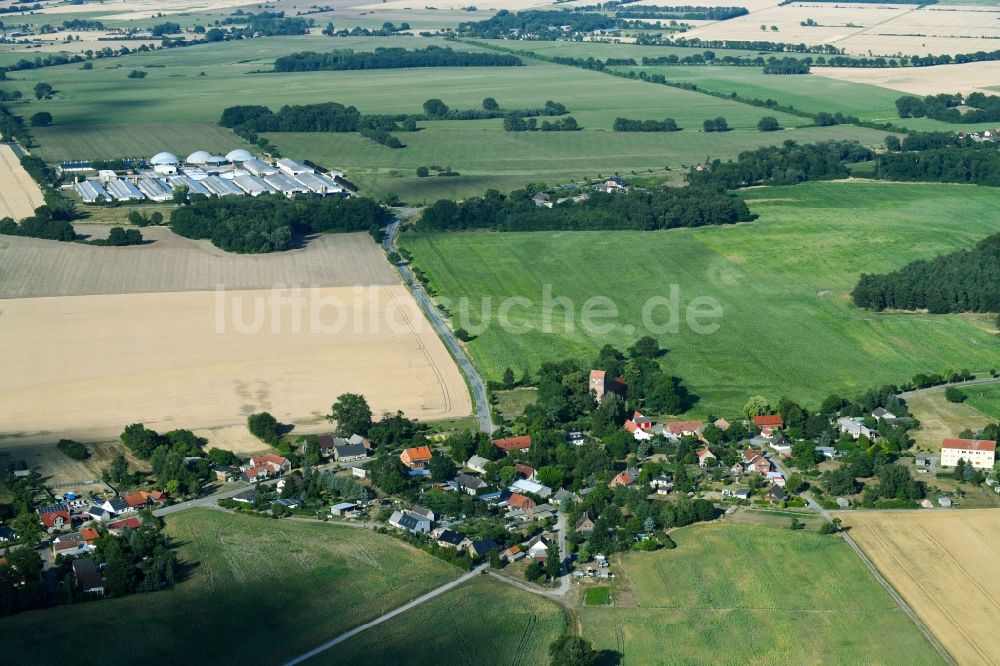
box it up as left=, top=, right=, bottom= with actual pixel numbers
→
left=384, top=209, right=495, bottom=434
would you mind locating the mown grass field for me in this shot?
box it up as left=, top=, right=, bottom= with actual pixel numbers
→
left=961, top=382, right=1000, bottom=421
left=0, top=509, right=458, bottom=665
left=1, top=34, right=889, bottom=198
left=321, top=577, right=567, bottom=665
left=402, top=181, right=999, bottom=415
left=581, top=523, right=944, bottom=665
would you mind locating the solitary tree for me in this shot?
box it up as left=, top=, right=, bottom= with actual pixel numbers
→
left=422, top=98, right=449, bottom=117
left=29, top=112, right=52, bottom=127
left=549, top=635, right=598, bottom=666
left=743, top=395, right=771, bottom=418
left=33, top=82, right=53, bottom=100
left=329, top=393, right=373, bottom=436
left=171, top=185, right=189, bottom=205
left=758, top=116, right=780, bottom=132
left=482, top=97, right=499, bottom=111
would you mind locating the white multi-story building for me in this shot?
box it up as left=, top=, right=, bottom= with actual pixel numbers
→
left=940, top=438, right=996, bottom=470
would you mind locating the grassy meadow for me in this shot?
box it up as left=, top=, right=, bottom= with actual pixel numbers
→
left=2, top=35, right=890, bottom=198
left=402, top=181, right=1000, bottom=415
left=961, top=382, right=1000, bottom=421
left=320, top=577, right=567, bottom=665
left=0, top=509, right=458, bottom=665
left=582, top=523, right=944, bottom=664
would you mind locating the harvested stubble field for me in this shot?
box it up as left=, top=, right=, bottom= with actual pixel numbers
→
left=193, top=424, right=276, bottom=456
left=0, top=440, right=146, bottom=488
left=0, top=226, right=398, bottom=298
left=324, top=577, right=567, bottom=665
left=843, top=509, right=1000, bottom=666
left=582, top=522, right=942, bottom=664
left=0, top=508, right=460, bottom=665
left=0, top=143, right=44, bottom=220
left=0, top=229, right=471, bottom=444
left=814, top=60, right=1000, bottom=96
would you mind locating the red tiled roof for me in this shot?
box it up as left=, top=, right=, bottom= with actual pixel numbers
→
left=80, top=527, right=100, bottom=543
left=123, top=492, right=149, bottom=508
left=251, top=454, right=289, bottom=467
left=609, top=471, right=633, bottom=487
left=508, top=493, right=535, bottom=509
left=667, top=420, right=705, bottom=434
left=40, top=509, right=70, bottom=528
left=624, top=421, right=639, bottom=433
left=942, top=438, right=996, bottom=452
left=108, top=517, right=141, bottom=531
left=493, top=436, right=531, bottom=451
left=402, top=445, right=433, bottom=461
left=753, top=415, right=784, bottom=427
left=515, top=463, right=535, bottom=477
left=697, top=447, right=716, bottom=458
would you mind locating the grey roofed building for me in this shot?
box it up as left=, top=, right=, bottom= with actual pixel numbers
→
left=84, top=505, right=112, bottom=522
left=232, top=488, right=259, bottom=504
left=105, top=178, right=145, bottom=201
left=468, top=538, right=498, bottom=557
left=243, top=158, right=279, bottom=177
left=167, top=174, right=210, bottom=197
left=410, top=505, right=436, bottom=522
left=466, top=455, right=490, bottom=473
left=151, top=151, right=180, bottom=166
left=232, top=173, right=276, bottom=196
left=333, top=442, right=368, bottom=461
left=76, top=179, right=110, bottom=203
left=263, top=172, right=310, bottom=197
left=389, top=510, right=431, bottom=534
left=293, top=171, right=344, bottom=195
left=226, top=148, right=254, bottom=163
left=765, top=485, right=788, bottom=501
left=102, top=497, right=129, bottom=513
left=136, top=177, right=172, bottom=202
left=436, top=529, right=465, bottom=547
left=72, top=558, right=104, bottom=595
left=200, top=175, right=243, bottom=196
left=0, top=525, right=14, bottom=541
left=552, top=488, right=581, bottom=505
left=455, top=473, right=487, bottom=494
left=277, top=157, right=312, bottom=175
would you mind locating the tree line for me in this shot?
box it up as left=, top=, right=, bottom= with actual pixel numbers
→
left=896, top=92, right=1000, bottom=124
left=417, top=186, right=753, bottom=232
left=614, top=5, right=748, bottom=20
left=273, top=46, right=522, bottom=72
left=851, top=233, right=1000, bottom=314
left=689, top=140, right=874, bottom=189
left=456, top=9, right=617, bottom=38
left=875, top=140, right=1000, bottom=187
left=612, top=117, right=680, bottom=132
left=170, top=193, right=388, bottom=253
left=762, top=57, right=810, bottom=74
left=502, top=115, right=580, bottom=131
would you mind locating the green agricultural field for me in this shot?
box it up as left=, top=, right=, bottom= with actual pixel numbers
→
left=0, top=509, right=458, bottom=664
left=320, top=577, right=567, bottom=665
left=401, top=181, right=999, bottom=415
left=961, top=382, right=1000, bottom=420
left=1, top=34, right=889, bottom=197
left=581, top=523, right=944, bottom=664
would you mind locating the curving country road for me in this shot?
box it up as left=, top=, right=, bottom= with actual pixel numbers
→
left=384, top=208, right=495, bottom=434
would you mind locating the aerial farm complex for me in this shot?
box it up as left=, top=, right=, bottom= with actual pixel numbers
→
left=70, top=150, right=348, bottom=203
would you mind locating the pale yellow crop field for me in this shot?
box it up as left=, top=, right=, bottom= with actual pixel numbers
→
left=0, top=285, right=471, bottom=445
left=0, top=144, right=44, bottom=220
left=814, top=60, right=1000, bottom=96
left=843, top=510, right=1000, bottom=666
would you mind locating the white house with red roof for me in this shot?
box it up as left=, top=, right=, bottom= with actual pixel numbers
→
left=241, top=454, right=291, bottom=481
left=753, top=415, right=784, bottom=438
left=624, top=419, right=654, bottom=441
left=696, top=447, right=717, bottom=468
left=940, top=438, right=996, bottom=470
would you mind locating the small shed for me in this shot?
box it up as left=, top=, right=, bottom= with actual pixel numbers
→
left=331, top=502, right=358, bottom=517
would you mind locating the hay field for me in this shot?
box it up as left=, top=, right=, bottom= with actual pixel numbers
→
left=814, top=60, right=1000, bottom=96
left=843, top=510, right=1000, bottom=665
left=679, top=3, right=1000, bottom=56
left=0, top=227, right=398, bottom=298
left=0, top=144, right=44, bottom=220
left=193, top=424, right=276, bottom=456
left=0, top=284, right=471, bottom=444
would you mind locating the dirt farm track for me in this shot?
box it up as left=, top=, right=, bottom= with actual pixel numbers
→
left=843, top=510, right=1000, bottom=666
left=0, top=229, right=472, bottom=444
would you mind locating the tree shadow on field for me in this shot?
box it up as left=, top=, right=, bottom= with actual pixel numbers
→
left=595, top=649, right=623, bottom=666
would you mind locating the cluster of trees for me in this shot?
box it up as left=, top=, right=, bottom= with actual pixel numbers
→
left=127, top=209, right=164, bottom=227
left=612, top=117, right=680, bottom=132
left=690, top=140, right=873, bottom=189
left=424, top=98, right=568, bottom=121
left=896, top=92, right=1000, bottom=124
left=852, top=232, right=1000, bottom=314
left=217, top=10, right=311, bottom=37
left=702, top=117, right=729, bottom=132
left=502, top=115, right=580, bottom=131
left=248, top=412, right=283, bottom=446
left=92, top=520, right=177, bottom=596
left=84, top=226, right=143, bottom=246
left=0, top=547, right=48, bottom=616
left=876, top=142, right=1000, bottom=186
left=762, top=57, right=810, bottom=74
left=220, top=102, right=363, bottom=133
left=149, top=21, right=181, bottom=36
left=273, top=46, right=522, bottom=72
left=614, top=5, right=748, bottom=20
left=56, top=439, right=89, bottom=460
left=0, top=209, right=75, bottom=241
left=119, top=423, right=209, bottom=495
left=126, top=69, right=147, bottom=79
left=320, top=21, right=410, bottom=37
left=418, top=186, right=753, bottom=232
left=660, top=36, right=843, bottom=54
left=169, top=194, right=388, bottom=253
left=456, top=9, right=617, bottom=38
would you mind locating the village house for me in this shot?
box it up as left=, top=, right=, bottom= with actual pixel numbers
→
left=566, top=431, right=587, bottom=446
left=100, top=497, right=129, bottom=515
left=770, top=434, right=793, bottom=458
left=766, top=471, right=786, bottom=487
left=454, top=473, right=487, bottom=496
left=667, top=420, right=705, bottom=439
left=574, top=512, right=595, bottom=534
left=764, top=485, right=788, bottom=502
left=714, top=418, right=731, bottom=431
left=467, top=538, right=499, bottom=559
left=696, top=447, right=717, bottom=468
left=330, top=502, right=358, bottom=517
left=649, top=474, right=674, bottom=495
left=552, top=488, right=581, bottom=505
left=502, top=545, right=525, bottom=563
left=750, top=455, right=771, bottom=475
left=940, top=438, right=996, bottom=470
left=37, top=504, right=71, bottom=532
left=433, top=529, right=469, bottom=550
left=465, top=455, right=489, bottom=474
left=836, top=417, right=875, bottom=440
left=722, top=488, right=752, bottom=501
left=213, top=465, right=238, bottom=483
left=608, top=469, right=637, bottom=488
left=333, top=440, right=368, bottom=462
left=400, top=445, right=433, bottom=470
left=871, top=408, right=897, bottom=423
left=492, top=435, right=532, bottom=455
left=526, top=534, right=552, bottom=560
left=511, top=478, right=552, bottom=499
left=107, top=516, right=141, bottom=535
left=410, top=505, right=436, bottom=523
left=241, top=454, right=291, bottom=481
left=515, top=463, right=537, bottom=482
left=73, top=558, right=105, bottom=597
left=624, top=419, right=654, bottom=441
left=507, top=493, right=537, bottom=515
left=753, top=414, right=784, bottom=438
left=388, top=510, right=431, bottom=534
left=589, top=369, right=626, bottom=403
